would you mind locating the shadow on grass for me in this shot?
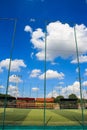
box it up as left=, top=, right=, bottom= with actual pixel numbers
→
left=51, top=109, right=87, bottom=125
left=0, top=108, right=31, bottom=125
left=45, top=116, right=52, bottom=126
left=72, top=115, right=87, bottom=126
left=72, top=116, right=82, bottom=125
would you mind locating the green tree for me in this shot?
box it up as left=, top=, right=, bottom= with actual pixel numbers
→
left=68, top=93, right=78, bottom=99
left=54, top=95, right=64, bottom=103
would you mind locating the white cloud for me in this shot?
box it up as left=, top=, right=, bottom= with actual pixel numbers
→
left=26, top=21, right=87, bottom=61
left=51, top=62, right=58, bottom=65
left=39, top=69, right=64, bottom=80
left=71, top=55, right=87, bottom=64
left=55, top=81, right=80, bottom=98
left=30, top=69, right=64, bottom=80
left=31, top=28, right=45, bottom=50
left=47, top=81, right=87, bottom=98
left=61, top=81, right=80, bottom=98
left=61, top=81, right=87, bottom=98
left=82, top=89, right=87, bottom=99
left=0, top=59, right=26, bottom=72
left=9, top=75, right=22, bottom=83
left=0, top=85, right=4, bottom=89
left=30, top=18, right=36, bottom=22
left=55, top=85, right=62, bottom=90
left=47, top=90, right=58, bottom=98
left=8, top=85, right=19, bottom=97
left=30, top=52, right=34, bottom=59
left=58, top=81, right=79, bottom=98
left=24, top=25, right=32, bottom=33
left=32, top=87, right=39, bottom=91
left=82, top=81, right=87, bottom=87
left=30, top=69, right=41, bottom=77
left=58, top=82, right=64, bottom=85
left=81, top=80, right=87, bottom=98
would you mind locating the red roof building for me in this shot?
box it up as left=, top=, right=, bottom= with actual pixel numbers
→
left=36, top=98, right=54, bottom=103
left=17, top=97, right=35, bottom=102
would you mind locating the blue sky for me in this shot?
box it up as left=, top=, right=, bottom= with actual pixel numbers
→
left=0, top=0, right=87, bottom=98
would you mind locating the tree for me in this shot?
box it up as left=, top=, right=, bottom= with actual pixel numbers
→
left=68, top=93, right=78, bottom=99
left=54, top=95, right=64, bottom=103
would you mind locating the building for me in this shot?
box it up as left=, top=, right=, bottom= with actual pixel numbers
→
left=16, top=97, right=35, bottom=108
left=35, top=98, right=54, bottom=109
left=60, top=98, right=78, bottom=109
left=0, top=96, right=16, bottom=108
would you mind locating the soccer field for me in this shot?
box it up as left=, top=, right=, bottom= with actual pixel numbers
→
left=0, top=108, right=87, bottom=126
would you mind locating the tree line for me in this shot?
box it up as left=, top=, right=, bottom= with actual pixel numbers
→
left=53, top=93, right=87, bottom=103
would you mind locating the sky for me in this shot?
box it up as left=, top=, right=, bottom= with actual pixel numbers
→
left=0, top=0, right=87, bottom=98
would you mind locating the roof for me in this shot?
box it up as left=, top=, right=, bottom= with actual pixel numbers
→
left=0, top=96, right=16, bottom=100
left=17, top=97, right=35, bottom=101
left=60, top=98, right=78, bottom=101
left=36, top=98, right=54, bottom=102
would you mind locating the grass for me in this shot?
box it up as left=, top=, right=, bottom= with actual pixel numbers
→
left=0, top=108, right=87, bottom=126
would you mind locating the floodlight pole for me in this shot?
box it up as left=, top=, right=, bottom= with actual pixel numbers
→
left=16, top=74, right=22, bottom=98
left=44, top=22, right=47, bottom=127
left=22, top=81, right=24, bottom=97
left=74, top=26, right=84, bottom=129
left=2, top=18, right=17, bottom=130
left=29, top=83, right=31, bottom=98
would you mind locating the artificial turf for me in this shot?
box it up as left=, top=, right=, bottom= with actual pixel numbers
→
left=0, top=108, right=87, bottom=126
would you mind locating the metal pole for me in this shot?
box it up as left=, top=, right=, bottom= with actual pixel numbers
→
left=2, top=18, right=17, bottom=130
left=44, top=22, right=47, bottom=127
left=29, top=83, right=31, bottom=98
left=74, top=26, right=84, bottom=129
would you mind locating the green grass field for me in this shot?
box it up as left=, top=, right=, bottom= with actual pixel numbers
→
left=0, top=108, right=87, bottom=126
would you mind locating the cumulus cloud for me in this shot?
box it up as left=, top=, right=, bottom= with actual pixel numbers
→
left=0, top=59, right=26, bottom=72
left=39, top=69, right=64, bottom=80
left=60, top=81, right=87, bottom=98
left=8, top=85, right=19, bottom=97
left=25, top=21, right=87, bottom=61
left=55, top=85, right=63, bottom=90
left=32, top=87, right=39, bottom=91
left=31, top=28, right=45, bottom=49
left=30, top=69, right=64, bottom=80
left=30, top=69, right=41, bottom=78
left=82, top=81, right=87, bottom=86
left=47, top=81, right=87, bottom=98
left=47, top=81, right=80, bottom=98
left=61, top=81, right=80, bottom=98
left=0, top=85, right=4, bottom=89
left=24, top=25, right=32, bottom=33
left=71, top=55, right=87, bottom=64
left=9, top=75, right=22, bottom=83
left=47, top=90, right=58, bottom=98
